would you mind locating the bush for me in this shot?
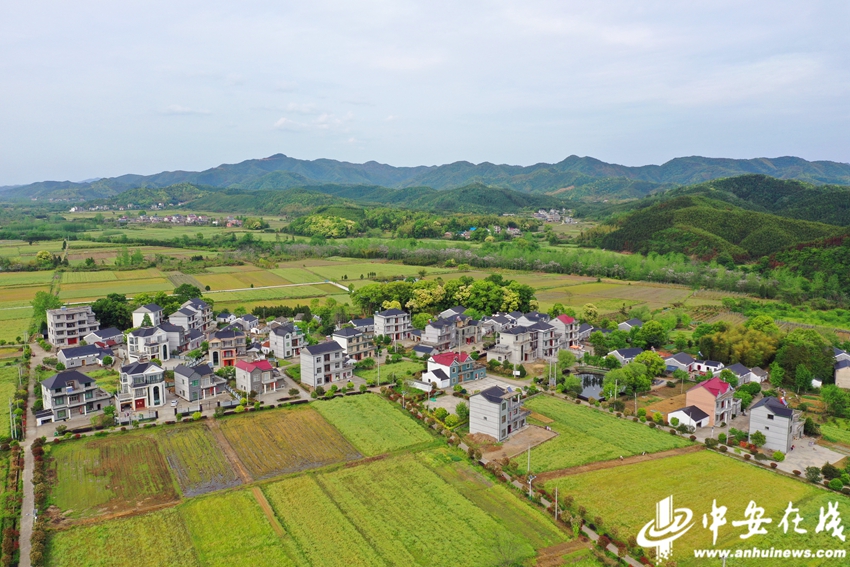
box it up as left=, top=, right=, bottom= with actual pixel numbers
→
left=192, top=412, right=202, bottom=421
left=637, top=408, right=647, bottom=418
left=444, top=414, right=460, bottom=428
left=648, top=422, right=656, bottom=429
left=689, top=435, right=697, bottom=441
left=670, top=429, right=677, bottom=435
left=770, top=462, right=778, bottom=469
left=434, top=407, right=448, bottom=421
left=822, top=463, right=841, bottom=480
left=288, top=388, right=299, bottom=396
left=805, top=466, right=822, bottom=483
left=744, top=454, right=751, bottom=460
left=773, top=451, right=785, bottom=462
left=793, top=470, right=801, bottom=476
left=359, top=384, right=368, bottom=393
left=718, top=433, right=727, bottom=444
left=705, top=438, right=719, bottom=449
left=830, top=478, right=844, bottom=491
left=719, top=445, right=728, bottom=453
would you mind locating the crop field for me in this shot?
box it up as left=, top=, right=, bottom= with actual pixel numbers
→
left=0, top=313, right=30, bottom=343
left=60, top=271, right=120, bottom=284
left=204, top=285, right=332, bottom=303
left=314, top=394, right=435, bottom=456
left=263, top=452, right=568, bottom=566
left=304, top=261, right=449, bottom=282
left=0, top=270, right=55, bottom=286
left=179, top=491, right=295, bottom=567
left=57, top=276, right=173, bottom=301
left=535, top=280, right=693, bottom=312
left=544, top=451, right=845, bottom=566
left=155, top=424, right=242, bottom=497
left=219, top=408, right=361, bottom=479
left=524, top=396, right=691, bottom=472
left=50, top=434, right=179, bottom=518
left=46, top=507, right=201, bottom=567
left=820, top=419, right=850, bottom=447
left=0, top=367, right=19, bottom=434
left=270, top=266, right=328, bottom=284
left=167, top=271, right=205, bottom=288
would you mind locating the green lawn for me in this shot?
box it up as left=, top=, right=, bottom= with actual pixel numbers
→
left=88, top=369, right=119, bottom=395
left=524, top=395, right=691, bottom=472
left=314, top=394, right=435, bottom=456
left=544, top=451, right=846, bottom=567
left=354, top=360, right=424, bottom=385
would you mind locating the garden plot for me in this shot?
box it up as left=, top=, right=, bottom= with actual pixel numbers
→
left=314, top=394, right=435, bottom=456
left=46, top=507, right=201, bottom=567
left=155, top=424, right=242, bottom=497
left=544, top=451, right=846, bottom=567
left=49, top=435, right=179, bottom=518
left=219, top=408, right=361, bottom=479
left=524, top=396, right=691, bottom=473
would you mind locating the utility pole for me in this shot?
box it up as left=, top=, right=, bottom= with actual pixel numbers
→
left=554, top=486, right=559, bottom=521
left=527, top=445, right=531, bottom=473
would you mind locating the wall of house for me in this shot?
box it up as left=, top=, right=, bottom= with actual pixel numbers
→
left=469, top=396, right=502, bottom=440
left=836, top=367, right=850, bottom=389
left=686, top=388, right=718, bottom=427
left=750, top=408, right=792, bottom=453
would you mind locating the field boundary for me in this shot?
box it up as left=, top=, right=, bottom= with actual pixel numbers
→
left=251, top=486, right=285, bottom=537
left=206, top=420, right=253, bottom=483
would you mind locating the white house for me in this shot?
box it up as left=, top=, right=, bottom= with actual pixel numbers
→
left=664, top=352, right=695, bottom=373
left=39, top=369, right=112, bottom=422
left=469, top=386, right=529, bottom=441
left=116, top=361, right=167, bottom=411
left=235, top=359, right=283, bottom=395
left=300, top=340, right=351, bottom=388
left=749, top=396, right=804, bottom=453
left=550, top=314, right=580, bottom=347
left=618, top=318, right=643, bottom=332
left=46, top=305, right=100, bottom=347
left=667, top=406, right=710, bottom=430
left=374, top=308, right=412, bottom=341
left=608, top=348, right=643, bottom=366
left=693, top=360, right=725, bottom=375
left=127, top=327, right=170, bottom=362
left=269, top=322, right=304, bottom=359
left=724, top=363, right=757, bottom=384
left=82, top=327, right=124, bottom=346
left=57, top=344, right=113, bottom=368
left=132, top=303, right=163, bottom=328
left=168, top=298, right=213, bottom=333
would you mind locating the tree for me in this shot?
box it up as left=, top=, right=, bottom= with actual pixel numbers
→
left=805, top=466, right=822, bottom=484
left=102, top=355, right=113, bottom=366
left=141, top=313, right=152, bottom=327
left=31, top=291, right=62, bottom=321
left=672, top=368, right=688, bottom=382
left=719, top=368, right=739, bottom=388
left=234, top=306, right=247, bottom=316
left=55, top=362, right=65, bottom=371
left=92, top=295, right=133, bottom=330
left=775, top=329, right=833, bottom=385
left=411, top=313, right=431, bottom=330
left=745, top=315, right=780, bottom=336
left=795, top=364, right=812, bottom=393
left=821, top=385, right=850, bottom=418
left=174, top=284, right=203, bottom=304
left=36, top=250, right=53, bottom=264
left=581, top=303, right=598, bottom=323
left=456, top=402, right=469, bottom=422
left=633, top=351, right=665, bottom=377
left=557, top=349, right=576, bottom=373
left=516, top=364, right=527, bottom=378
left=636, top=320, right=667, bottom=349
left=674, top=333, right=688, bottom=352
left=734, top=390, right=753, bottom=409
left=750, top=430, right=766, bottom=447
left=769, top=361, right=785, bottom=388
left=588, top=331, right=608, bottom=357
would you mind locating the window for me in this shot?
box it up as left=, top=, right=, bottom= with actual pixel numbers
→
left=57, top=410, right=67, bottom=419
left=767, top=414, right=774, bottom=420
left=501, top=415, right=506, bottom=423
left=765, top=426, right=770, bottom=431
left=54, top=396, right=65, bottom=405
left=501, top=402, right=506, bottom=410
left=191, top=380, right=199, bottom=387
left=85, top=391, right=93, bottom=400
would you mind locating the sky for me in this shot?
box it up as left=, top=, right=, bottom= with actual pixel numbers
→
left=1, top=0, right=849, bottom=185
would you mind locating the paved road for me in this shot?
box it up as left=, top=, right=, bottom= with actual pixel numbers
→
left=19, top=343, right=48, bottom=567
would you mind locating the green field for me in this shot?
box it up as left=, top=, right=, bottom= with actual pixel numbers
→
left=0, top=366, right=19, bottom=434
left=49, top=434, right=179, bottom=518
left=155, top=424, right=242, bottom=497
left=353, top=360, right=424, bottom=385
left=524, top=395, right=691, bottom=472
left=314, top=394, right=435, bottom=456
left=820, top=419, right=850, bottom=447
left=0, top=313, right=30, bottom=343
left=179, top=491, right=294, bottom=567
left=46, top=507, right=201, bottom=567
left=88, top=369, right=119, bottom=395
left=204, top=285, right=331, bottom=303
left=544, top=451, right=846, bottom=566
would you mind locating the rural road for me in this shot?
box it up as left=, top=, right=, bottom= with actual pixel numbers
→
left=18, top=344, right=47, bottom=567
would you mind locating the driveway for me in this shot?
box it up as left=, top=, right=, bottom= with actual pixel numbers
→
left=779, top=439, right=845, bottom=474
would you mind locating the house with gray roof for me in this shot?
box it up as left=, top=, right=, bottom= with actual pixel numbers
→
left=132, top=303, right=163, bottom=328
left=300, top=340, right=351, bottom=387
left=57, top=344, right=114, bottom=369
left=82, top=327, right=124, bottom=346
left=608, top=348, right=643, bottom=366
left=174, top=363, right=225, bottom=402
left=374, top=308, right=411, bottom=341
left=40, top=369, right=112, bottom=423
left=117, top=361, right=166, bottom=411
left=618, top=318, right=643, bottom=332
left=469, top=386, right=529, bottom=441
left=749, top=396, right=803, bottom=453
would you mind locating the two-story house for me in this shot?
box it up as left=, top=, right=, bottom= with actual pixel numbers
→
left=235, top=359, right=282, bottom=395
left=749, top=396, right=804, bottom=453
left=469, top=386, right=530, bottom=441
left=420, top=351, right=486, bottom=389
left=269, top=322, right=303, bottom=359
left=349, top=317, right=375, bottom=334
left=127, top=326, right=170, bottom=362
left=374, top=308, right=411, bottom=341
left=174, top=363, right=226, bottom=402
left=332, top=327, right=374, bottom=361
left=208, top=328, right=246, bottom=367
left=46, top=305, right=100, bottom=347
left=664, top=352, right=696, bottom=374
left=117, top=361, right=167, bottom=411
left=300, top=340, right=351, bottom=387
left=608, top=348, right=643, bottom=366
left=40, top=369, right=112, bottom=422
left=132, top=303, right=163, bottom=328
left=686, top=376, right=741, bottom=427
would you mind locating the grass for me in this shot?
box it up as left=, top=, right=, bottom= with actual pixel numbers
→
left=269, top=267, right=327, bottom=284
left=523, top=395, right=691, bottom=472
left=820, top=419, right=850, bottom=447
left=314, top=394, right=435, bottom=456
left=46, top=507, right=201, bottom=567
left=0, top=367, right=18, bottom=434
left=57, top=278, right=172, bottom=300
left=219, top=407, right=361, bottom=480
left=50, top=434, right=179, bottom=518
left=544, top=451, right=846, bottom=566
left=204, top=285, right=330, bottom=303
left=154, top=423, right=241, bottom=497
left=88, top=369, right=119, bottom=395
left=0, top=270, right=55, bottom=286
left=179, top=490, right=294, bottom=566
left=0, top=317, right=30, bottom=343
left=354, top=360, right=424, bottom=385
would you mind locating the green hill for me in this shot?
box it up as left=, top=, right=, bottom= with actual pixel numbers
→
left=598, top=195, right=841, bottom=260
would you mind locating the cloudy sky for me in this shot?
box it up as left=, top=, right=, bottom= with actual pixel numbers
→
left=1, top=1, right=848, bottom=185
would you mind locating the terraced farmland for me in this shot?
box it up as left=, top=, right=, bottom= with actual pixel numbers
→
left=219, top=408, right=361, bottom=479
left=524, top=395, right=691, bottom=472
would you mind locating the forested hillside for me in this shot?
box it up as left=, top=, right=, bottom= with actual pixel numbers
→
left=596, top=195, right=840, bottom=260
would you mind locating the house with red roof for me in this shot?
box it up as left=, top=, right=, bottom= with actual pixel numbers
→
left=550, top=314, right=580, bottom=347
left=685, top=376, right=741, bottom=427
left=421, top=351, right=486, bottom=389
left=235, top=359, right=282, bottom=395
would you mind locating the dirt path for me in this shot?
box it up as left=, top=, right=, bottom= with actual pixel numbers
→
left=251, top=486, right=285, bottom=537
left=536, top=540, right=589, bottom=567
left=535, top=445, right=704, bottom=484
left=206, top=420, right=253, bottom=483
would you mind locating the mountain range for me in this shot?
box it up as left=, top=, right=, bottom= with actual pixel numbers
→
left=3, top=153, right=850, bottom=202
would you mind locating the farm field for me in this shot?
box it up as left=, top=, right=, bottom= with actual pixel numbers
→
left=179, top=491, right=295, bottom=567
left=524, top=395, right=691, bottom=472
left=820, top=419, right=850, bottom=448
left=263, top=451, right=568, bottom=567
left=0, top=311, right=31, bottom=343
left=57, top=275, right=173, bottom=301
left=544, top=451, right=846, bottom=566
left=218, top=407, right=361, bottom=479
left=314, top=394, right=435, bottom=456
left=46, top=507, right=201, bottom=567
left=0, top=366, right=19, bottom=434
left=155, top=423, right=242, bottom=497
left=49, top=434, right=179, bottom=518
left=204, top=284, right=334, bottom=303
left=353, top=360, right=424, bottom=385
left=87, top=369, right=119, bottom=395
